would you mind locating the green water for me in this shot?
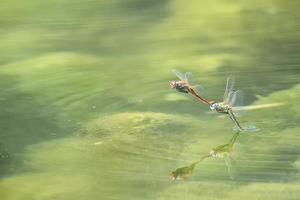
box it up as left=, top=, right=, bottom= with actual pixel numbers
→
left=0, top=0, right=300, bottom=199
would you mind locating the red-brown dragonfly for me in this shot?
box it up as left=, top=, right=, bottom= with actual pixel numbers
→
left=170, top=69, right=211, bottom=105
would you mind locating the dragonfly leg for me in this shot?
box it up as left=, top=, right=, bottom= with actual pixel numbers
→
left=228, top=110, right=243, bottom=131
left=177, top=87, right=189, bottom=94
left=228, top=131, right=240, bottom=147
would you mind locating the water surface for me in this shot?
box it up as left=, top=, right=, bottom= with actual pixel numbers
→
left=0, top=0, right=300, bottom=199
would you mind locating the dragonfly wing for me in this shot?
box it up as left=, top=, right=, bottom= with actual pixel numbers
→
left=223, top=76, right=235, bottom=103
left=230, top=90, right=244, bottom=116
left=185, top=72, right=205, bottom=95
left=192, top=85, right=204, bottom=95
left=185, top=72, right=196, bottom=86
left=224, top=154, right=235, bottom=180
left=172, top=69, right=185, bottom=80
left=225, top=91, right=234, bottom=104
left=229, top=90, right=244, bottom=107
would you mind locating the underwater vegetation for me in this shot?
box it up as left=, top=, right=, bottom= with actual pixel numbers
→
left=0, top=85, right=300, bottom=200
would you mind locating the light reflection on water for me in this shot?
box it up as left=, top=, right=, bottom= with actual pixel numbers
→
left=0, top=0, right=300, bottom=200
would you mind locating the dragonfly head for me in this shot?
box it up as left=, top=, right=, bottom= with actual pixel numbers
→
left=210, top=102, right=217, bottom=111
left=170, top=80, right=177, bottom=89
left=170, top=171, right=178, bottom=180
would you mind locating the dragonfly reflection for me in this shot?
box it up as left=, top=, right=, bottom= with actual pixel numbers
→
left=209, top=130, right=240, bottom=179
left=171, top=131, right=240, bottom=180
left=170, top=155, right=210, bottom=180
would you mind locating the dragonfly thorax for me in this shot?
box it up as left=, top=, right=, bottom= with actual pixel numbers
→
left=171, top=81, right=189, bottom=94
left=170, top=80, right=186, bottom=88
left=210, top=102, right=231, bottom=113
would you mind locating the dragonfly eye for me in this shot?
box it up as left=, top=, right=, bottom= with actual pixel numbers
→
left=170, top=81, right=176, bottom=88
left=210, top=103, right=217, bottom=110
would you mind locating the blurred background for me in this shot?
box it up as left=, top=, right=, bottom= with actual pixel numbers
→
left=0, top=0, right=299, bottom=199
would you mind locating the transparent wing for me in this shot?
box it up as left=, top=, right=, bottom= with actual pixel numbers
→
left=230, top=90, right=244, bottom=116
left=185, top=72, right=196, bottom=85
left=224, top=154, right=234, bottom=180
left=229, top=90, right=244, bottom=107
left=225, top=91, right=234, bottom=104
left=185, top=72, right=205, bottom=95
left=223, top=76, right=235, bottom=102
left=172, top=69, right=185, bottom=80
left=232, top=143, right=242, bottom=161
left=192, top=85, right=204, bottom=96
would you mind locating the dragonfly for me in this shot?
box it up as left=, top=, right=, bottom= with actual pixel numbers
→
left=170, top=69, right=211, bottom=105
left=170, top=155, right=210, bottom=180
left=209, top=130, right=240, bottom=179
left=209, top=76, right=244, bottom=130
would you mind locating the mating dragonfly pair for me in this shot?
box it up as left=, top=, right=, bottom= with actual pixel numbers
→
left=169, top=69, right=243, bottom=180
left=170, top=69, right=244, bottom=130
